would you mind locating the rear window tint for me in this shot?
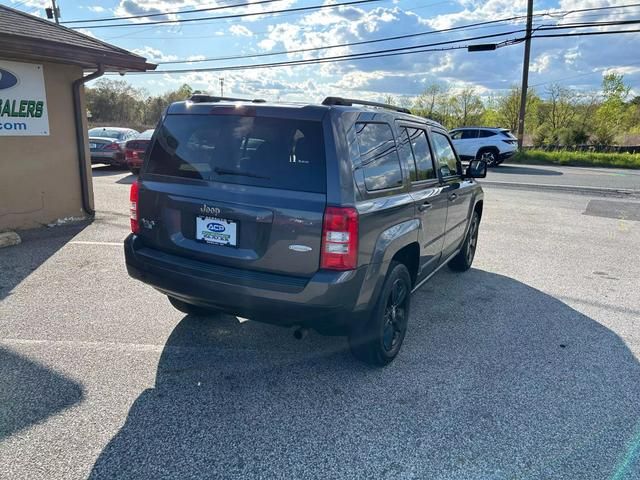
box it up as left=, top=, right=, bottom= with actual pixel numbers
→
left=146, top=114, right=326, bottom=193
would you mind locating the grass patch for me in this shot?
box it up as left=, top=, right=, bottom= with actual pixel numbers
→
left=511, top=150, right=640, bottom=169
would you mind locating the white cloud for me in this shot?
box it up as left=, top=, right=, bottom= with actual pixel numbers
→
left=132, top=46, right=178, bottom=62
left=531, top=53, right=554, bottom=74
left=87, top=5, right=106, bottom=13
left=229, top=25, right=253, bottom=37
left=77, top=29, right=98, bottom=39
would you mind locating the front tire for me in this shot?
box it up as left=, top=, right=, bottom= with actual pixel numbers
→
left=477, top=149, right=499, bottom=167
left=348, top=261, right=412, bottom=366
left=167, top=296, right=216, bottom=316
left=448, top=210, right=480, bottom=272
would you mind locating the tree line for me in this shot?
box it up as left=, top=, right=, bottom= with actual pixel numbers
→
left=86, top=73, right=640, bottom=145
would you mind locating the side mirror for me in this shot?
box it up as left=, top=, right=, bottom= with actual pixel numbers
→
left=466, top=159, right=487, bottom=178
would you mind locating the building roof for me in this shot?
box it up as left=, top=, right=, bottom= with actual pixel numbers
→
left=0, top=5, right=155, bottom=72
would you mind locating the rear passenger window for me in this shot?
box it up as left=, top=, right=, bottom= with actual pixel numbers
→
left=355, top=122, right=402, bottom=191
left=406, top=128, right=435, bottom=181
left=461, top=129, right=479, bottom=139
left=479, top=130, right=497, bottom=138
left=431, top=131, right=459, bottom=177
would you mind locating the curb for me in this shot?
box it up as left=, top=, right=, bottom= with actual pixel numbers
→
left=0, top=231, right=22, bottom=249
left=480, top=180, right=640, bottom=198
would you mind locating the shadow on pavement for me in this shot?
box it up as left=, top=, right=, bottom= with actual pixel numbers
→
left=91, top=165, right=129, bottom=177
left=0, top=347, right=84, bottom=440
left=0, top=223, right=88, bottom=301
left=115, top=174, right=137, bottom=185
left=494, top=165, right=564, bottom=176
left=89, top=269, right=640, bottom=479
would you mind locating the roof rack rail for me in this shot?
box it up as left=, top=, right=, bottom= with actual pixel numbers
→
left=321, top=96, right=411, bottom=114
left=189, top=94, right=267, bottom=103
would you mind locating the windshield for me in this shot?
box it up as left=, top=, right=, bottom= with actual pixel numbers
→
left=89, top=128, right=124, bottom=139
left=146, top=114, right=326, bottom=193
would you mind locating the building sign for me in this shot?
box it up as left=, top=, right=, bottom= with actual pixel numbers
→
left=0, top=60, right=49, bottom=136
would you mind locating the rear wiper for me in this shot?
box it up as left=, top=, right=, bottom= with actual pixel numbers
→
left=213, top=167, right=270, bottom=179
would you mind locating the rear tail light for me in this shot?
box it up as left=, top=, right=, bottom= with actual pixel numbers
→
left=125, top=149, right=134, bottom=160
left=130, top=180, right=140, bottom=234
left=320, top=206, right=358, bottom=270
left=104, top=142, right=121, bottom=151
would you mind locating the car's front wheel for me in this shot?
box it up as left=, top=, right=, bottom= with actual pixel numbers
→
left=477, top=148, right=499, bottom=167
left=167, top=296, right=216, bottom=316
left=348, top=261, right=412, bottom=366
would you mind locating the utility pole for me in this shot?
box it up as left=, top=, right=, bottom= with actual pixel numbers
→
left=516, top=0, right=533, bottom=150
left=220, top=78, right=224, bottom=97
left=51, top=0, right=60, bottom=24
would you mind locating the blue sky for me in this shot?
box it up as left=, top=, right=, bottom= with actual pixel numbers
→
left=4, top=0, right=640, bottom=101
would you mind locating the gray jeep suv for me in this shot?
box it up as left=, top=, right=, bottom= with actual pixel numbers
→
left=124, top=95, right=486, bottom=365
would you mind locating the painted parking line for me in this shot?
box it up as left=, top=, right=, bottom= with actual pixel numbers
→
left=69, top=241, right=123, bottom=246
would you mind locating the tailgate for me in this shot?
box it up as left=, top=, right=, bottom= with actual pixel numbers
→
left=136, top=108, right=328, bottom=278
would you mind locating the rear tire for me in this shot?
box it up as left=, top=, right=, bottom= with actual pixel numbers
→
left=348, top=261, right=411, bottom=366
left=167, top=296, right=216, bottom=316
left=448, top=210, right=480, bottom=272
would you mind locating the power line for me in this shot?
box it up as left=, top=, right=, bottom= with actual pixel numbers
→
left=112, top=29, right=528, bottom=74
left=156, top=19, right=531, bottom=64
left=108, top=24, right=640, bottom=76
left=69, top=0, right=385, bottom=29
left=101, top=0, right=451, bottom=40
left=63, top=0, right=285, bottom=24
left=71, top=1, right=640, bottom=30
left=154, top=17, right=640, bottom=65
left=534, top=27, right=640, bottom=38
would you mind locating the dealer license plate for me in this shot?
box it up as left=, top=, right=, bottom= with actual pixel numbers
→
left=195, top=216, right=238, bottom=246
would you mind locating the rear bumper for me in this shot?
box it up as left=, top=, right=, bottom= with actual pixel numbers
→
left=91, top=151, right=124, bottom=165
left=499, top=150, right=516, bottom=161
left=124, top=235, right=368, bottom=328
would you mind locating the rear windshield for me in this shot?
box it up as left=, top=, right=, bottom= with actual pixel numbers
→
left=89, top=128, right=124, bottom=139
left=146, top=114, right=326, bottom=193
left=500, top=130, right=516, bottom=139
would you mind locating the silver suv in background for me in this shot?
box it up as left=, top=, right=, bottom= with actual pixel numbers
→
left=450, top=127, right=517, bottom=166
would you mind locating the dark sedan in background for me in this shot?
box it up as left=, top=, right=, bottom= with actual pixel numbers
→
left=89, top=127, right=139, bottom=167
left=124, top=129, right=154, bottom=175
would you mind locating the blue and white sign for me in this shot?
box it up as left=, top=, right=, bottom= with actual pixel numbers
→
left=0, top=60, right=49, bottom=136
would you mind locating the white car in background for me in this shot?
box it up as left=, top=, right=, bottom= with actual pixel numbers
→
left=450, top=127, right=518, bottom=166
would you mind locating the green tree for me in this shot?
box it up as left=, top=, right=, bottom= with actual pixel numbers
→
left=450, top=87, right=484, bottom=127
left=593, top=73, right=631, bottom=145
left=494, top=86, right=539, bottom=134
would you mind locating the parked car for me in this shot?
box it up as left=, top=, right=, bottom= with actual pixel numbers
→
left=125, top=129, right=154, bottom=175
left=89, top=127, right=139, bottom=167
left=450, top=127, right=517, bottom=166
left=124, top=95, right=486, bottom=366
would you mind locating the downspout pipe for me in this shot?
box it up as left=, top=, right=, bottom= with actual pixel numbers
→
left=72, top=65, right=105, bottom=217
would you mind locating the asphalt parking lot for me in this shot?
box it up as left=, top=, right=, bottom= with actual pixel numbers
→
left=1, top=165, right=640, bottom=479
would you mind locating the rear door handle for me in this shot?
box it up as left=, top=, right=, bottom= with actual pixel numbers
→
left=448, top=193, right=458, bottom=201
left=418, top=201, right=432, bottom=212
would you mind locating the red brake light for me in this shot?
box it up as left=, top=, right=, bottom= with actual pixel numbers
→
left=130, top=180, right=140, bottom=234
left=125, top=148, right=134, bottom=160
left=104, top=142, right=120, bottom=151
left=320, top=206, right=358, bottom=271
